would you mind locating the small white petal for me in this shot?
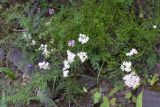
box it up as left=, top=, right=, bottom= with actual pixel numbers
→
left=126, top=48, right=138, bottom=56
left=153, top=25, right=157, bottom=29
left=126, top=52, right=133, bottom=56
left=63, top=70, right=69, bottom=77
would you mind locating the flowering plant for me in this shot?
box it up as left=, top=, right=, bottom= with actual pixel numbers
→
left=1, top=0, right=160, bottom=106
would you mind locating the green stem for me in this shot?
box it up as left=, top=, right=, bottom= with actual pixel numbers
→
left=97, top=61, right=104, bottom=84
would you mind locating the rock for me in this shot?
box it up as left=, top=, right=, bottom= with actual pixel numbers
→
left=23, top=64, right=35, bottom=74
left=6, top=47, right=32, bottom=73
left=0, top=48, right=5, bottom=61
left=6, top=48, right=24, bottom=64
left=151, top=63, right=160, bottom=74
left=0, top=5, right=2, bottom=10
left=77, top=76, right=97, bottom=90
left=143, top=89, right=160, bottom=107
left=155, top=43, right=160, bottom=53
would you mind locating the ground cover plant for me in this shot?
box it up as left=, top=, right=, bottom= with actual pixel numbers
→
left=0, top=0, right=160, bottom=106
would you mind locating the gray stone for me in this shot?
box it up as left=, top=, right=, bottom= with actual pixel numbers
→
left=6, top=48, right=27, bottom=72
left=143, top=89, right=160, bottom=107
left=0, top=48, right=5, bottom=61
left=77, top=76, right=96, bottom=90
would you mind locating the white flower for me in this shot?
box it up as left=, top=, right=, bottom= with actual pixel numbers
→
left=39, top=44, right=48, bottom=51
left=63, top=70, right=69, bottom=77
left=50, top=39, right=54, bottom=44
left=38, top=61, right=45, bottom=69
left=153, top=25, right=157, bottom=29
left=42, top=48, right=50, bottom=57
left=38, top=61, right=50, bottom=70
left=123, top=72, right=140, bottom=89
left=39, top=44, right=50, bottom=57
left=39, top=44, right=45, bottom=50
left=126, top=48, right=138, bottom=56
left=121, top=61, right=132, bottom=72
left=63, top=60, right=70, bottom=77
left=77, top=52, right=88, bottom=63
left=42, top=62, right=50, bottom=70
left=22, top=32, right=31, bottom=41
left=78, top=34, right=89, bottom=44
left=63, top=60, right=70, bottom=69
left=62, top=50, right=76, bottom=77
left=139, top=13, right=144, bottom=18
left=31, top=39, right=36, bottom=45
left=67, top=50, right=76, bottom=63
left=45, top=22, right=51, bottom=26
left=131, top=48, right=138, bottom=54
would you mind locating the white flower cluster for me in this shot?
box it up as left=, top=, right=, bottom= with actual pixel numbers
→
left=63, top=33, right=89, bottom=77
left=126, top=48, right=138, bottom=56
left=78, top=34, right=89, bottom=44
left=38, top=61, right=50, bottom=70
left=31, top=39, right=36, bottom=45
left=67, top=50, right=76, bottom=63
left=38, top=44, right=51, bottom=70
left=22, top=32, right=31, bottom=41
left=77, top=52, right=88, bottom=63
left=63, top=60, right=70, bottom=77
left=63, top=51, right=88, bottom=77
left=63, top=69, right=69, bottom=77
left=121, top=48, right=140, bottom=89
left=39, top=44, right=50, bottom=57
left=22, top=32, right=37, bottom=46
left=123, top=72, right=140, bottom=89
left=121, top=61, right=132, bottom=72
left=62, top=50, right=76, bottom=77
left=63, top=60, right=70, bottom=70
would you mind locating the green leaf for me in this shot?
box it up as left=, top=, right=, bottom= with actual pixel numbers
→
left=69, top=0, right=75, bottom=5
left=110, top=98, right=116, bottom=106
left=109, top=83, right=124, bottom=97
left=0, top=67, right=16, bottom=80
left=125, top=92, right=132, bottom=99
left=146, top=53, right=157, bottom=70
left=90, top=54, right=100, bottom=71
left=93, top=91, right=101, bottom=104
left=0, top=90, right=7, bottom=107
left=132, top=96, right=137, bottom=103
left=150, top=73, right=159, bottom=85
left=37, top=89, right=57, bottom=107
left=136, top=90, right=143, bottom=107
left=100, top=96, right=110, bottom=107
left=83, top=87, right=88, bottom=92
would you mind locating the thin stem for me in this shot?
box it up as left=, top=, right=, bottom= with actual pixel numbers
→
left=97, top=61, right=104, bottom=84
left=80, top=74, right=96, bottom=80
left=11, top=29, right=26, bottom=32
